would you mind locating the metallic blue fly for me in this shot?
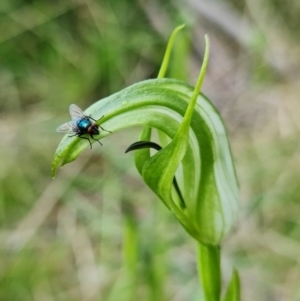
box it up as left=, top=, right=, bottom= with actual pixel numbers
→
left=57, top=104, right=111, bottom=149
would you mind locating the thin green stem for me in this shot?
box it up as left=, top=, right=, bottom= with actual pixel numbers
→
left=123, top=208, right=138, bottom=300
left=197, top=243, right=221, bottom=301
left=146, top=206, right=166, bottom=301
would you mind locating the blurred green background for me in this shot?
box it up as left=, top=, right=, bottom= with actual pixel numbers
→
left=1, top=0, right=300, bottom=300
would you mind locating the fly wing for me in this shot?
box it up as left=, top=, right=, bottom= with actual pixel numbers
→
left=56, top=121, right=77, bottom=133
left=69, top=104, right=86, bottom=121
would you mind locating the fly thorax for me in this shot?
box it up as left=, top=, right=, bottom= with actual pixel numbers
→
left=77, top=118, right=92, bottom=133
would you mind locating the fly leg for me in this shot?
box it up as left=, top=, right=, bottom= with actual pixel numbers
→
left=99, top=125, right=112, bottom=133
left=88, top=115, right=99, bottom=122
left=78, top=135, right=92, bottom=149
left=90, top=115, right=112, bottom=133
left=90, top=135, right=103, bottom=146
left=68, top=133, right=78, bottom=138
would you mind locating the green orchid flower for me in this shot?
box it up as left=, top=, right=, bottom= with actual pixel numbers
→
left=52, top=25, right=240, bottom=301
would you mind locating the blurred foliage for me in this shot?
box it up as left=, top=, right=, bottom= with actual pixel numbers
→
left=1, top=0, right=300, bottom=300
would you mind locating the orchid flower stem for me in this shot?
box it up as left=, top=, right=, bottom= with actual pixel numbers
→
left=197, top=243, right=221, bottom=301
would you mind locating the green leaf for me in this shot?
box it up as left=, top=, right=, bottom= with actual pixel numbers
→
left=222, top=269, right=241, bottom=301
